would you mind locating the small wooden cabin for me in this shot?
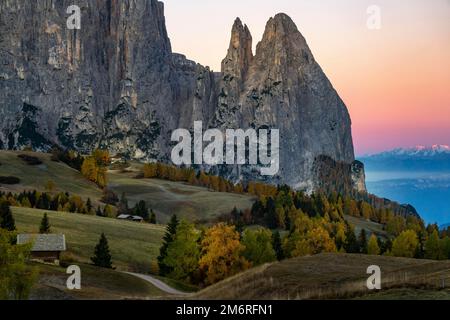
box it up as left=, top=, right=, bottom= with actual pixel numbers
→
left=117, top=214, right=144, bottom=223
left=17, top=234, right=67, bottom=264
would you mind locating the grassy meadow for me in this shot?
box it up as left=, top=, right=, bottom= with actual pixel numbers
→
left=30, top=263, right=167, bottom=300
left=194, top=253, right=450, bottom=300
left=13, top=207, right=166, bottom=273
left=108, top=170, right=256, bottom=224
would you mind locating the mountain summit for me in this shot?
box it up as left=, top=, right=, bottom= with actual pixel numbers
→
left=0, top=0, right=364, bottom=193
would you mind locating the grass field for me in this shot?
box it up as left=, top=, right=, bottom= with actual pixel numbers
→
left=108, top=170, right=256, bottom=224
left=345, top=215, right=389, bottom=239
left=30, top=263, right=167, bottom=300
left=194, top=253, right=450, bottom=300
left=0, top=151, right=255, bottom=224
left=0, top=151, right=102, bottom=201
left=13, top=207, right=166, bottom=273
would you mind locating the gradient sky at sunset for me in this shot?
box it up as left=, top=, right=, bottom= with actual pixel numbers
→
left=164, top=0, right=450, bottom=155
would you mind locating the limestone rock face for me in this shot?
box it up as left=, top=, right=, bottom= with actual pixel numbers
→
left=212, top=13, right=358, bottom=190
left=0, top=1, right=365, bottom=192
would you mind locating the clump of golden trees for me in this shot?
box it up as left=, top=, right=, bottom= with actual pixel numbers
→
left=81, top=149, right=111, bottom=188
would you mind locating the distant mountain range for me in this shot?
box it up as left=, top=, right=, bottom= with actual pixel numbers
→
left=360, top=145, right=450, bottom=225
left=359, top=145, right=450, bottom=172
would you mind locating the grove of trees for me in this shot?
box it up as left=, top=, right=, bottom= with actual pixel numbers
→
left=81, top=149, right=111, bottom=188
left=0, top=229, right=38, bottom=300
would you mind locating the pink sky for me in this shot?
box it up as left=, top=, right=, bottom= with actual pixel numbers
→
left=164, top=0, right=450, bottom=155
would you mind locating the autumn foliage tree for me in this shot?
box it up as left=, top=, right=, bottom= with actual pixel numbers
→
left=81, top=149, right=110, bottom=188
left=199, top=224, right=250, bottom=285
left=424, top=230, right=442, bottom=260
left=367, top=234, right=380, bottom=255
left=302, top=226, right=337, bottom=256
left=391, top=230, right=419, bottom=258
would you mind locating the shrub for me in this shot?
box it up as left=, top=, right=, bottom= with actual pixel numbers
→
left=0, top=176, right=21, bottom=185
left=17, top=154, right=43, bottom=165
left=101, top=189, right=119, bottom=205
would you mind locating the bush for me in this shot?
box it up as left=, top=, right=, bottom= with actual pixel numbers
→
left=0, top=176, right=21, bottom=185
left=17, top=154, right=43, bottom=165
left=101, top=189, right=119, bottom=205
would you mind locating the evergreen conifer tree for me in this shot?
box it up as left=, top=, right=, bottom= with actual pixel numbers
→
left=39, top=213, right=51, bottom=234
left=359, top=229, right=368, bottom=254
left=0, top=202, right=15, bottom=231
left=272, top=231, right=284, bottom=261
left=91, top=233, right=113, bottom=269
left=158, top=215, right=179, bottom=275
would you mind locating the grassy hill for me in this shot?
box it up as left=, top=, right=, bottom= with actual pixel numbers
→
left=30, top=263, right=167, bottom=300
left=108, top=170, right=256, bottom=224
left=13, top=207, right=166, bottom=273
left=0, top=151, right=102, bottom=200
left=194, top=253, right=450, bottom=300
left=0, top=151, right=255, bottom=224
left=345, top=215, right=389, bottom=239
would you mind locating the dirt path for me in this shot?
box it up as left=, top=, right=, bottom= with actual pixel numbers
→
left=124, top=272, right=189, bottom=296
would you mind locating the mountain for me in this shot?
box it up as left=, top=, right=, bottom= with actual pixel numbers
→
left=359, top=145, right=450, bottom=172
left=0, top=0, right=364, bottom=192
left=366, top=145, right=450, bottom=158
left=360, top=146, right=450, bottom=224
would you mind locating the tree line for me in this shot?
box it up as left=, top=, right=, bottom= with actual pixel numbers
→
left=155, top=203, right=450, bottom=288
left=0, top=189, right=157, bottom=224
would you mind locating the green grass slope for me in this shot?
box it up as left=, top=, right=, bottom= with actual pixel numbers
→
left=31, top=263, right=167, bottom=300
left=13, top=207, right=165, bottom=273
left=0, top=151, right=102, bottom=200
left=0, top=151, right=255, bottom=224
left=108, top=171, right=256, bottom=224
left=194, top=253, right=450, bottom=300
left=345, top=215, right=389, bottom=239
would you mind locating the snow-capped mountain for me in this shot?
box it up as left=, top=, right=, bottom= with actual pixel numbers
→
left=359, top=145, right=450, bottom=172
left=368, top=145, right=450, bottom=158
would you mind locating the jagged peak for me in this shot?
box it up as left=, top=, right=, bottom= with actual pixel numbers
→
left=272, top=13, right=299, bottom=29
left=221, top=17, right=253, bottom=78
left=261, top=13, right=303, bottom=41
left=228, top=17, right=252, bottom=50
left=232, top=17, right=244, bottom=29
left=255, top=13, right=313, bottom=65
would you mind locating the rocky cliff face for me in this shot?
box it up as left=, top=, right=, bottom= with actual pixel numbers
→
left=0, top=0, right=365, bottom=193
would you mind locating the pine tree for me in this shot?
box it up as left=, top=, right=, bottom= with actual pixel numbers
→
left=149, top=210, right=157, bottom=224
left=118, top=192, right=129, bottom=215
left=264, top=198, right=278, bottom=229
left=86, top=198, right=93, bottom=213
left=344, top=225, right=360, bottom=253
left=359, top=229, right=368, bottom=254
left=39, top=213, right=51, bottom=234
left=91, top=233, right=113, bottom=269
left=0, top=202, right=15, bottom=231
left=272, top=231, right=285, bottom=261
left=158, top=215, right=179, bottom=276
left=134, top=200, right=149, bottom=221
